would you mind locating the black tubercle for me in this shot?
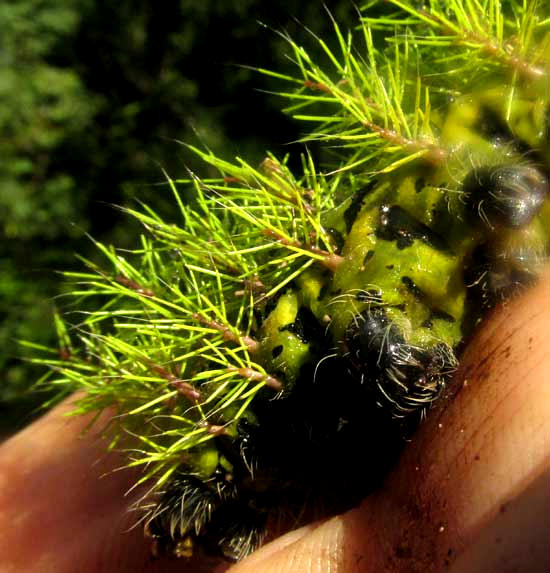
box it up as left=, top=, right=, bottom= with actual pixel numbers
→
left=345, top=307, right=405, bottom=371
left=463, top=165, right=548, bottom=229
left=344, top=307, right=451, bottom=416
left=464, top=242, right=540, bottom=310
left=146, top=430, right=270, bottom=561
left=203, top=501, right=267, bottom=561
left=145, top=470, right=237, bottom=558
left=376, top=205, right=449, bottom=251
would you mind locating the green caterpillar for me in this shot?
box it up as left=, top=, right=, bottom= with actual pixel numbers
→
left=38, top=0, right=550, bottom=562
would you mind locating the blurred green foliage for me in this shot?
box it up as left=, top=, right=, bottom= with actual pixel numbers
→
left=0, top=0, right=354, bottom=433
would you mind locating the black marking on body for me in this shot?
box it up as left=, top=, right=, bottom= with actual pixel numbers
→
left=377, top=205, right=449, bottom=251
left=431, top=309, right=456, bottom=323
left=318, top=282, right=330, bottom=301
left=431, top=206, right=445, bottom=219
left=344, top=181, right=376, bottom=232
left=363, top=250, right=375, bottom=266
left=477, top=105, right=533, bottom=157
left=326, top=227, right=345, bottom=252
left=279, top=307, right=323, bottom=344
left=261, top=295, right=281, bottom=321
left=422, top=309, right=456, bottom=329
left=271, top=345, right=284, bottom=358
left=415, top=177, right=426, bottom=193
left=401, top=276, right=423, bottom=299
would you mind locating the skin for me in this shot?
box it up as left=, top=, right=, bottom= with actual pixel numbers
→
left=1, top=272, right=550, bottom=572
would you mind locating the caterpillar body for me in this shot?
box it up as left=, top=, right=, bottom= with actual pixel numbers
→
left=41, top=1, right=550, bottom=563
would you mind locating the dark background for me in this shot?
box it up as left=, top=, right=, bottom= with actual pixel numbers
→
left=0, top=0, right=355, bottom=434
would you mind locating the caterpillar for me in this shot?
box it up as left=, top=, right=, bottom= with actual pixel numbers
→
left=39, top=0, right=550, bottom=563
